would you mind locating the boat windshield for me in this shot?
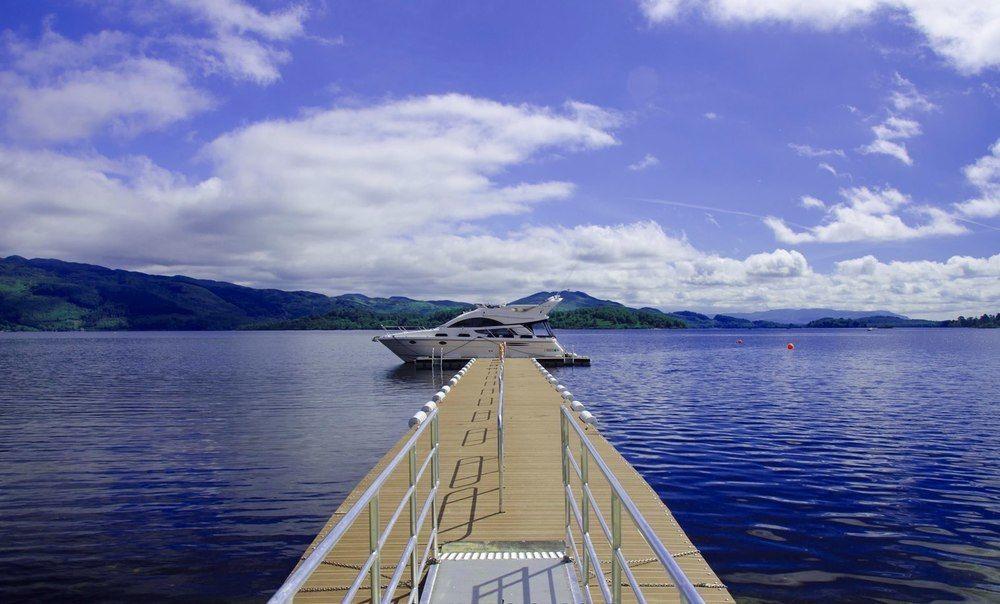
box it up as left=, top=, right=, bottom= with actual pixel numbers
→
left=529, top=320, right=554, bottom=337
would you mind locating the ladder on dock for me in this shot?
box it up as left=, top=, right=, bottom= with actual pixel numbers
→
left=270, top=356, right=731, bottom=604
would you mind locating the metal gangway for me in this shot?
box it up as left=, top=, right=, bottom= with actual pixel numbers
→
left=269, top=356, right=725, bottom=604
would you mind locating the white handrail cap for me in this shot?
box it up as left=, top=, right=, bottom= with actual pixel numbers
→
left=556, top=385, right=566, bottom=392
left=441, top=385, right=451, bottom=394
left=561, top=391, right=573, bottom=401
left=409, top=410, right=428, bottom=427
left=448, top=378, right=458, bottom=386
left=432, top=391, right=446, bottom=402
left=580, top=411, right=596, bottom=425
left=571, top=400, right=585, bottom=412
left=421, top=401, right=438, bottom=413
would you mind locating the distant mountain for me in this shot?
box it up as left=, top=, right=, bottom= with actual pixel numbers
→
left=728, top=308, right=908, bottom=324
left=511, top=290, right=625, bottom=311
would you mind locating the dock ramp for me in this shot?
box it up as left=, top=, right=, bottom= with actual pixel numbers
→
left=270, top=357, right=732, bottom=603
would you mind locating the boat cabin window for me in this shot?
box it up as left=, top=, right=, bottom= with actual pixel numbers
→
left=520, top=335, right=533, bottom=339
left=449, top=317, right=505, bottom=328
left=435, top=333, right=447, bottom=337
left=458, top=333, right=470, bottom=337
left=528, top=320, right=554, bottom=337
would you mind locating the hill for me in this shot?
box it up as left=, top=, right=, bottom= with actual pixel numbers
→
left=0, top=256, right=339, bottom=330
left=510, top=290, right=625, bottom=311
left=2, top=256, right=992, bottom=331
left=808, top=316, right=942, bottom=328
left=728, top=308, right=907, bottom=324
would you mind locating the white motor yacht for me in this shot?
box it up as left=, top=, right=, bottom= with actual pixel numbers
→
left=373, top=295, right=584, bottom=363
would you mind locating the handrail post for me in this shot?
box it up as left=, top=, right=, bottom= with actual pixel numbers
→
left=611, top=491, right=622, bottom=603
left=369, top=495, right=381, bottom=602
left=430, top=413, right=440, bottom=557
left=580, top=433, right=590, bottom=588
left=407, top=444, right=419, bottom=600
left=497, top=352, right=505, bottom=513
left=560, top=409, right=570, bottom=557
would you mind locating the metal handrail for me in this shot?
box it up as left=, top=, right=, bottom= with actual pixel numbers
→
left=269, top=408, right=441, bottom=604
left=560, top=406, right=706, bottom=604
left=495, top=343, right=506, bottom=512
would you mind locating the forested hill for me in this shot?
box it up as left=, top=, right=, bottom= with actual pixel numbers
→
left=0, top=256, right=468, bottom=331
left=1, top=256, right=994, bottom=331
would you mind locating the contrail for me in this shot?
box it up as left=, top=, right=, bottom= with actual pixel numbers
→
left=634, top=196, right=1000, bottom=233
left=631, top=197, right=812, bottom=230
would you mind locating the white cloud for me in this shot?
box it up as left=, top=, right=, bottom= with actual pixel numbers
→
left=628, top=153, right=660, bottom=171
left=818, top=162, right=838, bottom=176
left=0, top=29, right=212, bottom=142
left=765, top=186, right=966, bottom=243
left=0, top=0, right=309, bottom=143
left=801, top=195, right=826, bottom=209
left=789, top=143, right=845, bottom=158
left=954, top=138, right=1000, bottom=218
left=0, top=93, right=993, bottom=318
left=166, top=0, right=310, bottom=84
left=890, top=73, right=935, bottom=112
left=639, top=1, right=1000, bottom=74
left=861, top=116, right=921, bottom=165
left=0, top=94, right=618, bottom=268
left=703, top=111, right=718, bottom=120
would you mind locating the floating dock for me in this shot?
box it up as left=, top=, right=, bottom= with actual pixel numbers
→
left=271, top=357, right=731, bottom=603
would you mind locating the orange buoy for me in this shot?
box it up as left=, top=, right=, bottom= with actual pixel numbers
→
left=787, top=343, right=795, bottom=350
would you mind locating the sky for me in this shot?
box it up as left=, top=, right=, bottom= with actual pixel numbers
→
left=0, top=1, right=998, bottom=319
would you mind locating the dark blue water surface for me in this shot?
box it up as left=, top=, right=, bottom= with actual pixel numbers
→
left=0, top=329, right=997, bottom=602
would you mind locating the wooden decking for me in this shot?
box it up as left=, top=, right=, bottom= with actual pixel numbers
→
left=288, top=359, right=733, bottom=603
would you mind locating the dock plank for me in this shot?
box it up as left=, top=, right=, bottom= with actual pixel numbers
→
left=286, top=359, right=733, bottom=603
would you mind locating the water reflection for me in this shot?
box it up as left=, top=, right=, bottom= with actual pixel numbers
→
left=0, top=329, right=997, bottom=602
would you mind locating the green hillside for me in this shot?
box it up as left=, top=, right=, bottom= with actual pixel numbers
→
left=2, top=256, right=993, bottom=331
left=0, top=256, right=340, bottom=330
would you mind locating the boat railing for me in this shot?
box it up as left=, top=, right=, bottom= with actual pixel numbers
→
left=560, top=405, right=706, bottom=604
left=268, top=407, right=441, bottom=604
left=380, top=324, right=427, bottom=333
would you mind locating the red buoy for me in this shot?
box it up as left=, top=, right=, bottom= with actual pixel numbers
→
left=787, top=343, right=795, bottom=350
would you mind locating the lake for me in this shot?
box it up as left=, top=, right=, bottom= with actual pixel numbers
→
left=1, top=329, right=997, bottom=602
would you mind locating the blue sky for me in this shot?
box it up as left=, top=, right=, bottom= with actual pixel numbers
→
left=0, top=1, right=997, bottom=318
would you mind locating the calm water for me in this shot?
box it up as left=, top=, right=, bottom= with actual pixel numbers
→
left=0, top=330, right=997, bottom=602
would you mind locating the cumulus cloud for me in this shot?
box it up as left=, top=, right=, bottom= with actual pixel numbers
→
left=638, top=1, right=1000, bottom=74
left=0, top=29, right=212, bottom=141
left=0, top=93, right=618, bottom=273
left=0, top=91, right=993, bottom=317
left=765, top=186, right=966, bottom=243
left=0, top=1, right=309, bottom=141
left=628, top=153, right=660, bottom=171
left=954, top=138, right=1000, bottom=218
